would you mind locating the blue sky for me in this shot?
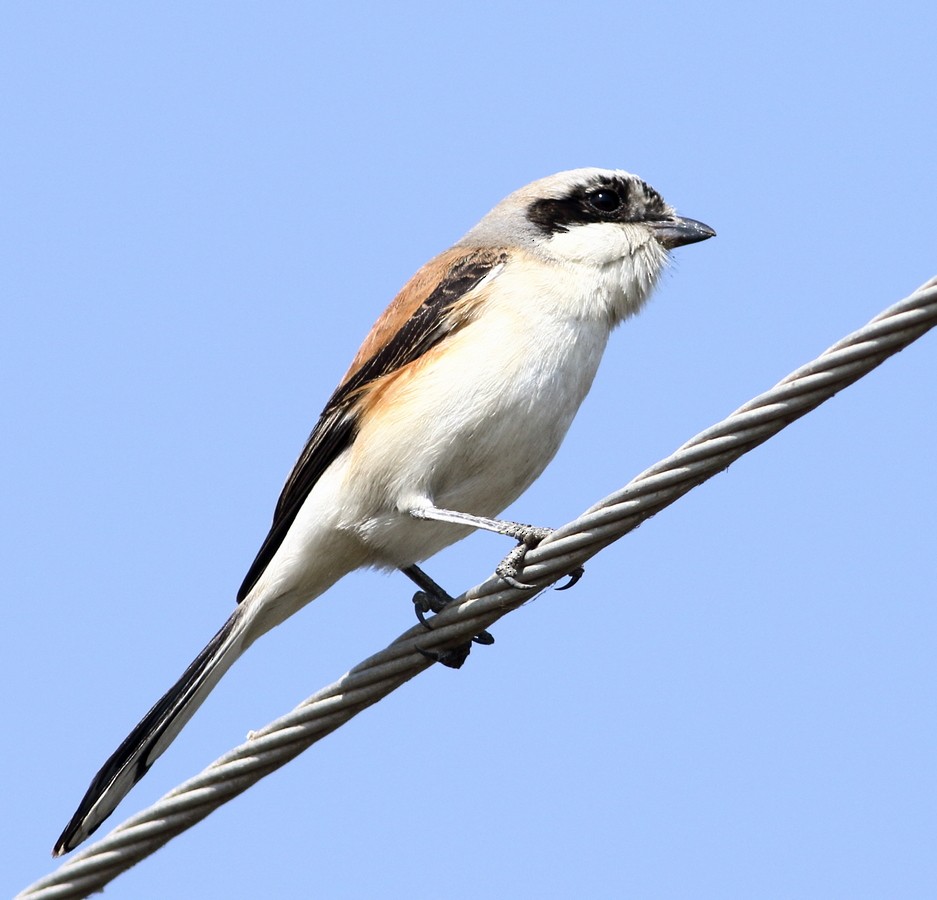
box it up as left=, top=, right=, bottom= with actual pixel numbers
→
left=5, top=4, right=936, bottom=898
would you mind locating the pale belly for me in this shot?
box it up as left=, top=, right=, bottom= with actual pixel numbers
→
left=343, top=308, right=611, bottom=566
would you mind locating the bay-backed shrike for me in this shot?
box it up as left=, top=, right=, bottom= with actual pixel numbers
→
left=54, top=168, right=714, bottom=855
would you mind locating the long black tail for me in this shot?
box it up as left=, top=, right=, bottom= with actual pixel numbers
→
left=54, top=609, right=246, bottom=855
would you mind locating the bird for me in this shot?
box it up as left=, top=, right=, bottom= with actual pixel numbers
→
left=53, top=167, right=715, bottom=855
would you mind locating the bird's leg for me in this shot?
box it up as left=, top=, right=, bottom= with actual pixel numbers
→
left=409, top=505, right=584, bottom=591
left=401, top=563, right=494, bottom=643
left=401, top=564, right=494, bottom=670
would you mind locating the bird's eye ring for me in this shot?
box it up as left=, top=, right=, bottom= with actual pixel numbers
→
left=587, top=189, right=622, bottom=213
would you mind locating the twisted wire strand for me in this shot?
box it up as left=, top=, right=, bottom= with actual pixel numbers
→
left=18, top=276, right=937, bottom=899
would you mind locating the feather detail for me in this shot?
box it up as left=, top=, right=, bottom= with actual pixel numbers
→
left=236, top=246, right=507, bottom=602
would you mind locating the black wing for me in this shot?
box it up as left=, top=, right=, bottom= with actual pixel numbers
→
left=236, top=249, right=506, bottom=602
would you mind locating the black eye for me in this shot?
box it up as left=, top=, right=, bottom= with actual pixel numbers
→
left=587, top=188, right=622, bottom=213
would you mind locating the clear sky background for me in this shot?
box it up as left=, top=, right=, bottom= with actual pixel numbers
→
left=5, top=4, right=936, bottom=898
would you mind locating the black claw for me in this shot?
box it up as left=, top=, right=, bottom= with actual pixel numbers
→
left=404, top=565, right=494, bottom=660
left=412, top=591, right=434, bottom=630
left=417, top=642, right=472, bottom=669
left=555, top=566, right=585, bottom=591
left=404, top=565, right=454, bottom=629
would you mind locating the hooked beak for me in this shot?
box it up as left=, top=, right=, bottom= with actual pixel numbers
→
left=650, top=216, right=716, bottom=249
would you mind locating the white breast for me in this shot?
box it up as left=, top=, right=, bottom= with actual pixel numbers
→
left=340, top=252, right=630, bottom=565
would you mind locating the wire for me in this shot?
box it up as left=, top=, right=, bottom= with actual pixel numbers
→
left=17, top=275, right=937, bottom=899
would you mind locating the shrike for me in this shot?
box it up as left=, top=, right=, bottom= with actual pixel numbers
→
left=54, top=167, right=714, bottom=855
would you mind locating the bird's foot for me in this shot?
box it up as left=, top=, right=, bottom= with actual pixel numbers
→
left=494, top=525, right=554, bottom=589
left=495, top=527, right=585, bottom=593
left=402, top=565, right=494, bottom=669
